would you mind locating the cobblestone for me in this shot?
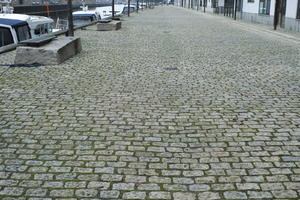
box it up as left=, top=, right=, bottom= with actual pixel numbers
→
left=1, top=5, right=300, bottom=200
left=123, top=191, right=146, bottom=199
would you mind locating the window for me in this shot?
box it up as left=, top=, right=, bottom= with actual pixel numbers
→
left=259, top=0, right=271, bottom=15
left=34, top=24, right=53, bottom=36
left=212, top=0, right=218, bottom=8
left=0, top=27, right=14, bottom=47
left=15, top=24, right=31, bottom=42
left=297, top=0, right=300, bottom=19
left=236, top=0, right=242, bottom=11
left=248, top=0, right=254, bottom=3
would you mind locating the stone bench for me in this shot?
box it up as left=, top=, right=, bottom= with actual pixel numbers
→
left=97, top=20, right=122, bottom=31
left=14, top=36, right=82, bottom=65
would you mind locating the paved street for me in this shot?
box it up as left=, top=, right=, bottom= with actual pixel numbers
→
left=1, top=6, right=300, bottom=200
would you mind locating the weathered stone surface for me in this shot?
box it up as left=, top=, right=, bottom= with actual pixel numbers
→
left=97, top=21, right=122, bottom=31
left=224, top=191, right=247, bottom=199
left=0, top=5, right=300, bottom=200
left=173, top=192, right=196, bottom=200
left=14, top=36, right=82, bottom=65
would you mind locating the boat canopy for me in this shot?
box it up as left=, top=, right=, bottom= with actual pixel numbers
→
left=73, top=13, right=95, bottom=17
left=0, top=18, right=28, bottom=27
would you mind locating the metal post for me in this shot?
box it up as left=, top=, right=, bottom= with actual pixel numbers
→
left=128, top=0, right=130, bottom=16
left=67, top=0, right=74, bottom=36
left=234, top=0, right=237, bottom=20
left=203, top=0, right=205, bottom=12
left=274, top=0, right=280, bottom=30
left=112, top=0, right=115, bottom=19
left=137, top=0, right=139, bottom=13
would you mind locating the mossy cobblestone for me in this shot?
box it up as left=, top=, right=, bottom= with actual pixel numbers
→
left=0, top=6, right=300, bottom=200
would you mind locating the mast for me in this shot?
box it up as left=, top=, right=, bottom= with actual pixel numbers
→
left=0, top=0, right=13, bottom=14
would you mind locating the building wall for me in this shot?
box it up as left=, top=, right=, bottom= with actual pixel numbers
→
left=174, top=0, right=216, bottom=12
left=175, top=0, right=300, bottom=32
left=242, top=0, right=298, bottom=18
left=206, top=0, right=214, bottom=12
left=285, top=17, right=300, bottom=31
left=285, top=0, right=298, bottom=18
left=240, top=0, right=299, bottom=31
left=238, top=11, right=274, bottom=25
left=242, top=0, right=259, bottom=13
left=218, top=0, right=224, bottom=7
left=270, top=0, right=275, bottom=16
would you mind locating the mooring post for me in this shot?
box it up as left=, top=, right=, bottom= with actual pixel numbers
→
left=274, top=0, right=280, bottom=30
left=67, top=0, right=74, bottom=36
left=128, top=0, right=130, bottom=16
left=234, top=0, right=237, bottom=20
left=112, top=0, right=115, bottom=19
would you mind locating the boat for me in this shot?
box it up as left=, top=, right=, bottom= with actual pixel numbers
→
left=72, top=3, right=100, bottom=26
left=73, top=10, right=99, bottom=26
left=0, top=0, right=56, bottom=48
left=0, top=16, right=31, bottom=47
left=122, top=4, right=137, bottom=14
left=0, top=13, right=54, bottom=38
left=95, top=4, right=125, bottom=20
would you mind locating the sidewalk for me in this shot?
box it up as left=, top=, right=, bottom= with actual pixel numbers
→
left=0, top=6, right=300, bottom=199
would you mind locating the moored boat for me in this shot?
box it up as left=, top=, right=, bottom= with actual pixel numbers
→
left=72, top=3, right=100, bottom=26
left=0, top=0, right=56, bottom=48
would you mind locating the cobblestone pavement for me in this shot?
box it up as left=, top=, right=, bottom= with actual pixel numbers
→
left=1, top=6, right=300, bottom=200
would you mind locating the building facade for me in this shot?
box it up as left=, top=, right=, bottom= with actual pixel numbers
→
left=13, top=0, right=103, bottom=5
left=175, top=0, right=300, bottom=32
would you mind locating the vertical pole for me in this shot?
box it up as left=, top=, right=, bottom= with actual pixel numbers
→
left=128, top=0, right=130, bottom=16
left=234, top=0, right=237, bottom=20
left=203, top=0, right=205, bottom=12
left=274, top=0, right=280, bottom=30
left=137, top=0, right=139, bottom=13
left=67, top=0, right=74, bottom=36
left=112, top=0, right=115, bottom=19
left=45, top=2, right=50, bottom=17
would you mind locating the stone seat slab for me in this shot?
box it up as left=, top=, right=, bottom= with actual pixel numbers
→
left=14, top=36, right=82, bottom=65
left=97, top=21, right=122, bottom=31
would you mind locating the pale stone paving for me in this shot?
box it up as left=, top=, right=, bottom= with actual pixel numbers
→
left=0, top=6, right=300, bottom=200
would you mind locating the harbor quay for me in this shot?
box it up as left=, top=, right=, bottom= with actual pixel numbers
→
left=1, top=6, right=300, bottom=200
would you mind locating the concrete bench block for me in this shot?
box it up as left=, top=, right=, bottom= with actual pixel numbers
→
left=14, top=36, right=82, bottom=65
left=97, top=21, right=122, bottom=31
